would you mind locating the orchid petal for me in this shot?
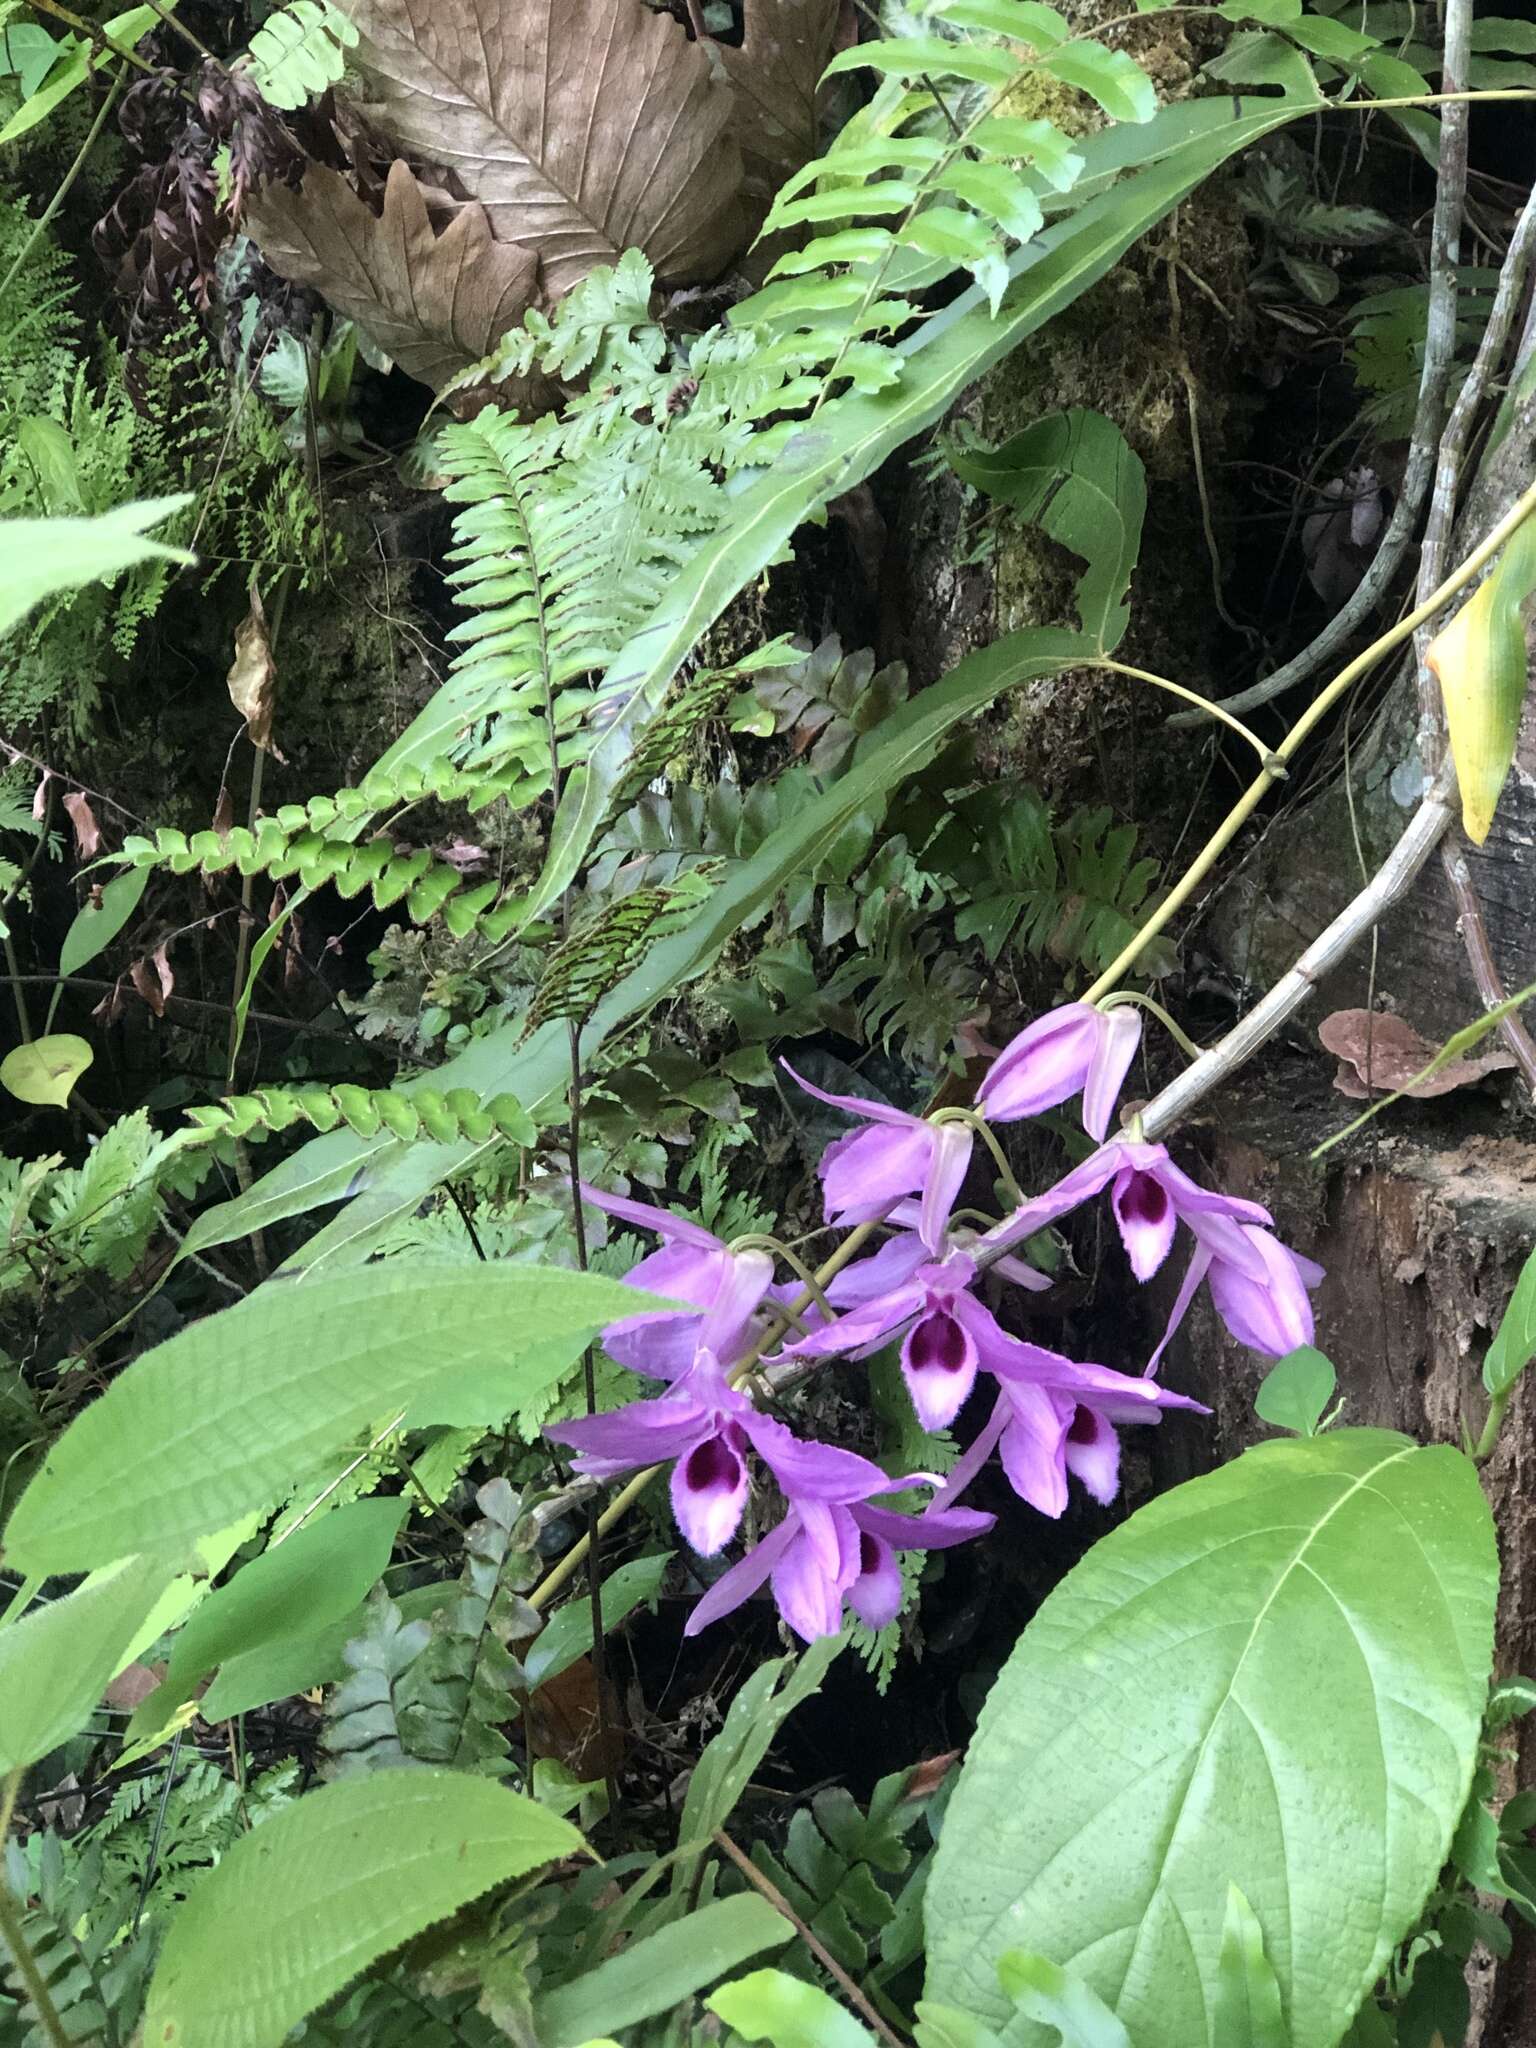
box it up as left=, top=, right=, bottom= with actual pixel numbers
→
left=697, top=1248, right=776, bottom=1364
left=932, top=1400, right=1007, bottom=1511
left=782, top=1276, right=928, bottom=1361
left=901, top=1307, right=979, bottom=1431
left=670, top=1429, right=750, bottom=1554
left=996, top=1336, right=1206, bottom=1416
left=1062, top=1404, right=1121, bottom=1504
left=580, top=1182, right=720, bottom=1249
left=847, top=1531, right=904, bottom=1629
left=1208, top=1226, right=1317, bottom=1356
left=919, top=1122, right=973, bottom=1251
left=603, top=1310, right=705, bottom=1381
left=977, top=1006, right=1097, bottom=1122
left=1111, top=1164, right=1178, bottom=1281
left=991, top=1251, right=1054, bottom=1293
left=1144, top=1245, right=1212, bottom=1378
left=780, top=1060, right=922, bottom=1129
left=820, top=1122, right=939, bottom=1226
left=1082, top=1005, right=1142, bottom=1142
left=746, top=1410, right=891, bottom=1503
left=975, top=1145, right=1124, bottom=1257
left=855, top=1501, right=995, bottom=1549
left=545, top=1394, right=710, bottom=1478
left=996, top=1380, right=1073, bottom=1517
left=825, top=1232, right=932, bottom=1309
left=772, top=1508, right=859, bottom=1641
left=683, top=1517, right=797, bottom=1637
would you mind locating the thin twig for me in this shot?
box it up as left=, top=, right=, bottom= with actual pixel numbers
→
left=713, top=1829, right=910, bottom=2048
left=1169, top=75, right=1471, bottom=728
left=0, top=71, right=121, bottom=309
left=23, top=0, right=159, bottom=73
left=1408, top=95, right=1536, bottom=1094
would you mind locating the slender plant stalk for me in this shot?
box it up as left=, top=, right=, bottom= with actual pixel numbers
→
left=0, top=1792, right=73, bottom=2048
left=713, top=1828, right=910, bottom=2048
left=0, top=73, right=122, bottom=331
left=1084, top=473, right=1536, bottom=1003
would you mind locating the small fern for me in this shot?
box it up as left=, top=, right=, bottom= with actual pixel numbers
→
left=180, top=1082, right=536, bottom=1150
left=322, top=1588, right=433, bottom=1779
left=244, top=0, right=358, bottom=109
left=395, top=1479, right=543, bottom=1775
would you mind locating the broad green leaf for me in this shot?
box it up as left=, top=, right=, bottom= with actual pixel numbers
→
left=0, top=2, right=160, bottom=139
left=0, top=1553, right=174, bottom=1773
left=1427, top=514, right=1536, bottom=844
left=147, top=1496, right=408, bottom=1725
left=1253, top=1344, right=1336, bottom=1435
left=1485, top=1241, right=1536, bottom=1399
left=3, top=1262, right=653, bottom=1572
left=996, top=1954, right=1131, bottom=2048
left=0, top=497, right=191, bottom=634
left=143, top=1769, right=584, bottom=2048
left=824, top=37, right=1019, bottom=87
left=709, top=1969, right=877, bottom=2048
left=1212, top=1888, right=1288, bottom=2048
left=522, top=1551, right=673, bottom=1690
left=924, top=1430, right=1497, bottom=2048
left=538, top=1897, right=794, bottom=2048
left=914, top=2007, right=1008, bottom=2048
left=0, top=1031, right=92, bottom=1107
left=1395, top=1948, right=1469, bottom=2048
left=947, top=409, right=1146, bottom=649
left=58, top=864, right=150, bottom=977
left=198, top=1579, right=451, bottom=1723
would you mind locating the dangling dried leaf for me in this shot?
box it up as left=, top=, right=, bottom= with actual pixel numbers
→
left=31, top=772, right=52, bottom=821
left=246, top=160, right=541, bottom=390
left=129, top=942, right=175, bottom=1018
left=61, top=791, right=100, bottom=859
left=708, top=0, right=840, bottom=223
left=1426, top=515, right=1536, bottom=845
left=227, top=582, right=287, bottom=762
left=341, top=0, right=746, bottom=300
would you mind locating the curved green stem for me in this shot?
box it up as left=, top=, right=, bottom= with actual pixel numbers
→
left=931, top=1106, right=1026, bottom=1207
left=1088, top=660, right=1282, bottom=771
left=729, top=1233, right=835, bottom=1323
left=1097, top=989, right=1203, bottom=1060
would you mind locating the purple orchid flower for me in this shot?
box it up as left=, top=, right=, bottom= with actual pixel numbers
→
left=789, top=1246, right=1052, bottom=1433
left=544, top=1351, right=892, bottom=1558
left=938, top=1337, right=1208, bottom=1518
left=683, top=1486, right=994, bottom=1642
left=782, top=1062, right=972, bottom=1251
left=580, top=1184, right=774, bottom=1378
left=1147, top=1221, right=1324, bottom=1371
left=977, top=1002, right=1142, bottom=1141
left=978, top=1137, right=1274, bottom=1285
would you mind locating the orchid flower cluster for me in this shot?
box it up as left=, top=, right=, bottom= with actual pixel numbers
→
left=547, top=1001, right=1323, bottom=1644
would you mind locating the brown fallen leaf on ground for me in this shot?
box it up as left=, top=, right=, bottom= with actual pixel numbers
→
left=246, top=160, right=542, bottom=390
left=1318, top=1007, right=1518, bottom=1099
left=342, top=0, right=745, bottom=301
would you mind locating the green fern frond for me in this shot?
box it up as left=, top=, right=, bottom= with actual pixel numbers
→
left=180, top=1081, right=536, bottom=1149
left=524, top=873, right=714, bottom=1034
left=322, top=1588, right=433, bottom=1779
left=244, top=0, right=357, bottom=109
left=729, top=0, right=1153, bottom=405
left=396, top=1479, right=542, bottom=1775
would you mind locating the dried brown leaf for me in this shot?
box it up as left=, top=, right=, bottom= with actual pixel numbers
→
left=227, top=582, right=287, bottom=762
left=246, top=159, right=541, bottom=390
left=709, top=0, right=840, bottom=222
left=129, top=941, right=175, bottom=1019
left=61, top=791, right=101, bottom=860
left=341, top=0, right=746, bottom=300
left=1318, top=1007, right=1517, bottom=1099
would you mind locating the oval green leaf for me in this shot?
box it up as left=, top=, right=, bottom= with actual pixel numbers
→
left=924, top=1429, right=1497, bottom=2048
left=143, top=1768, right=584, bottom=2048
left=0, top=1552, right=175, bottom=1773
left=0, top=1032, right=93, bottom=1107
left=3, top=1261, right=652, bottom=1573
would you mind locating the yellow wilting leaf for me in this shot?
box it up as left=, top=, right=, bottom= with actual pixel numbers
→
left=1427, top=515, right=1536, bottom=845
left=1, top=1032, right=93, bottom=1106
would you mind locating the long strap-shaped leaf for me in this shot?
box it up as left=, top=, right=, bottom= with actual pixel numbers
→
left=519, top=94, right=1308, bottom=926
left=183, top=627, right=1091, bottom=1268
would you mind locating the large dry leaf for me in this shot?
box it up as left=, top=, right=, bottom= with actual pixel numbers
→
left=1319, top=1008, right=1517, bottom=1099
left=339, top=0, right=746, bottom=300
left=227, top=580, right=287, bottom=761
left=709, top=0, right=840, bottom=220
left=246, top=159, right=539, bottom=390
